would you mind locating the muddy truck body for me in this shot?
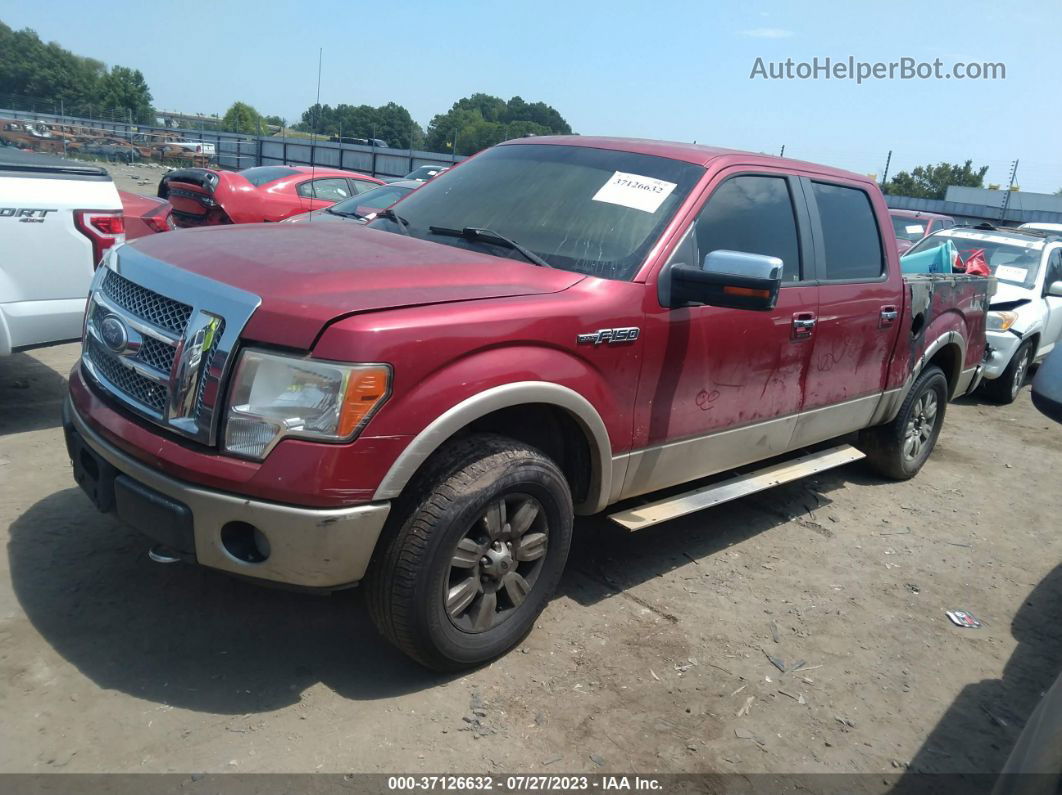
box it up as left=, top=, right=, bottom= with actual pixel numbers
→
left=64, top=137, right=990, bottom=669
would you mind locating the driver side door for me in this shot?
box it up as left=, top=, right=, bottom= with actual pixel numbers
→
left=624, top=170, right=819, bottom=499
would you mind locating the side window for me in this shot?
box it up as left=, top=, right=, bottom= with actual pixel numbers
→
left=1047, top=250, right=1062, bottom=287
left=297, top=178, right=351, bottom=201
left=811, top=182, right=884, bottom=280
left=351, top=179, right=379, bottom=195
left=693, top=175, right=802, bottom=282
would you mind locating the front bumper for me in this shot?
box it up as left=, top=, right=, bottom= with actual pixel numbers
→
left=983, top=330, right=1023, bottom=380
left=63, top=397, right=391, bottom=589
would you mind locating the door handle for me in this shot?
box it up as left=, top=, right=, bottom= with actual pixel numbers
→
left=792, top=312, right=816, bottom=340
left=880, top=305, right=899, bottom=327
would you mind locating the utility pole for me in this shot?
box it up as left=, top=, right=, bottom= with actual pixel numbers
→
left=1000, top=159, right=1019, bottom=221
left=880, top=150, right=892, bottom=190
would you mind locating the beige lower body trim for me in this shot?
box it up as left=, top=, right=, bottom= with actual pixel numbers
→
left=68, top=399, right=390, bottom=589
left=615, top=393, right=889, bottom=503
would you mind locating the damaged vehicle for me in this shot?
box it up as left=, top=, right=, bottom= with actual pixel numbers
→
left=64, top=137, right=990, bottom=669
left=904, top=225, right=1062, bottom=403
left=158, top=165, right=383, bottom=227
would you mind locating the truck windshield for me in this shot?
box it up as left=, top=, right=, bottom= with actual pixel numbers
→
left=906, top=231, right=1044, bottom=289
left=368, top=143, right=704, bottom=280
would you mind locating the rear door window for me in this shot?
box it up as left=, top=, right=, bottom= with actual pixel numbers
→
left=298, top=178, right=352, bottom=201
left=812, top=182, right=884, bottom=280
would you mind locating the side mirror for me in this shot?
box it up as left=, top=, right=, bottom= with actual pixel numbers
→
left=668, top=250, right=783, bottom=310
left=1047, top=280, right=1062, bottom=298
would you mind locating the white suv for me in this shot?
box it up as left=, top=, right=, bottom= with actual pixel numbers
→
left=904, top=225, right=1062, bottom=403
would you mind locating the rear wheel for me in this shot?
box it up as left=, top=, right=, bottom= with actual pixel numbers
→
left=982, top=340, right=1034, bottom=404
left=366, top=434, right=573, bottom=671
left=859, top=365, right=948, bottom=480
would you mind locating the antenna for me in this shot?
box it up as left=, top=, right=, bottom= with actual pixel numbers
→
left=309, top=47, right=322, bottom=222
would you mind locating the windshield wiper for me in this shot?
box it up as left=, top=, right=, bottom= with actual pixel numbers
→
left=376, top=207, right=410, bottom=234
left=428, top=226, right=552, bottom=268
left=326, top=206, right=360, bottom=218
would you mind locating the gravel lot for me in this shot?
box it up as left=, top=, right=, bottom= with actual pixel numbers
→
left=1, top=341, right=1059, bottom=779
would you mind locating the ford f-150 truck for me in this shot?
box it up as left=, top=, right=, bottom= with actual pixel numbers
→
left=63, top=137, right=990, bottom=670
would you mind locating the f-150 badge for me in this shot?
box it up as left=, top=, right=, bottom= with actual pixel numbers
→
left=577, top=327, right=640, bottom=345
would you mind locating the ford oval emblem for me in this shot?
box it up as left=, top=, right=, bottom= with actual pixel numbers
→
left=100, top=314, right=129, bottom=353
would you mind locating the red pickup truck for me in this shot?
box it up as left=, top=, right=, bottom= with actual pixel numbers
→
left=63, top=137, right=990, bottom=670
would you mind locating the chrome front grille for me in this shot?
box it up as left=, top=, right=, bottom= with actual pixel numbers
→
left=101, top=269, right=193, bottom=335
left=86, top=337, right=168, bottom=414
left=81, top=248, right=261, bottom=445
left=138, top=336, right=178, bottom=373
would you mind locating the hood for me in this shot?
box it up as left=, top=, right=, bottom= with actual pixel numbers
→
left=125, top=222, right=585, bottom=348
left=990, top=281, right=1034, bottom=311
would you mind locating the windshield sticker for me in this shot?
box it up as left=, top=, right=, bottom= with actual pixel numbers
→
left=592, top=171, right=677, bottom=213
left=995, top=265, right=1028, bottom=282
left=905, top=224, right=925, bottom=234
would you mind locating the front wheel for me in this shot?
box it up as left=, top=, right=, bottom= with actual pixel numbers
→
left=982, top=340, right=1034, bottom=404
left=859, top=365, right=948, bottom=480
left=366, top=434, right=573, bottom=671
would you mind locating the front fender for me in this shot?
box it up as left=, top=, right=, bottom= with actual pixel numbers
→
left=372, top=379, right=614, bottom=514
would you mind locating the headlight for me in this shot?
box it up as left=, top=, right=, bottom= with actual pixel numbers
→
left=987, top=311, right=1018, bottom=332
left=223, top=349, right=391, bottom=460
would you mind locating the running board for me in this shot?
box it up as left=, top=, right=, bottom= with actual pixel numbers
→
left=608, top=444, right=866, bottom=531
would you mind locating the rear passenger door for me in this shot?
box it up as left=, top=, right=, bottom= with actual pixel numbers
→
left=792, top=178, right=903, bottom=445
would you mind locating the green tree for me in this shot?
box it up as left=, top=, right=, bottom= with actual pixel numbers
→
left=262, top=114, right=284, bottom=127
left=221, top=101, right=262, bottom=133
left=425, top=94, right=572, bottom=155
left=0, top=22, right=154, bottom=121
left=96, top=66, right=154, bottom=123
left=295, top=101, right=422, bottom=148
left=883, top=160, right=990, bottom=199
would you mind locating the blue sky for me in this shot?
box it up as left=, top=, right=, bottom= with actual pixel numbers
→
left=3, top=0, right=1058, bottom=191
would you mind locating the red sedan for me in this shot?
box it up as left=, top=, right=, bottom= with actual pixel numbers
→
left=119, top=190, right=174, bottom=238
left=158, top=165, right=384, bottom=228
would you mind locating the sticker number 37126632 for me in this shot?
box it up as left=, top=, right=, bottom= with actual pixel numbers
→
left=592, top=171, right=678, bottom=214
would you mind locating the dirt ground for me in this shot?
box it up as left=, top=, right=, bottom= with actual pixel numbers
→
left=1, top=340, right=1059, bottom=780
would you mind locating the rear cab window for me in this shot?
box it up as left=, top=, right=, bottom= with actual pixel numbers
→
left=811, top=182, right=884, bottom=281
left=239, top=166, right=299, bottom=187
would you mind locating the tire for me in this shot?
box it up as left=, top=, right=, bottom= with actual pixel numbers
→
left=859, top=365, right=948, bottom=480
left=366, top=433, right=573, bottom=671
left=981, top=340, right=1034, bottom=404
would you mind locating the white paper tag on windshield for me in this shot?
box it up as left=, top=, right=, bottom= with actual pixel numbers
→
left=905, top=224, right=925, bottom=234
left=995, top=265, right=1028, bottom=282
left=592, top=171, right=677, bottom=213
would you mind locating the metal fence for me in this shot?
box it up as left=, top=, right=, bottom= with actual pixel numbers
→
left=0, top=107, right=464, bottom=179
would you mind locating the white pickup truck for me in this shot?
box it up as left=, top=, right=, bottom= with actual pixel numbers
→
left=1, top=150, right=125, bottom=356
